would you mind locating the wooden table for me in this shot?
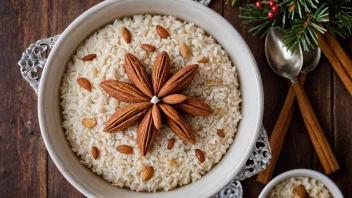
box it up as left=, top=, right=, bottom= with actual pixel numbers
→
left=1, top=0, right=351, bottom=197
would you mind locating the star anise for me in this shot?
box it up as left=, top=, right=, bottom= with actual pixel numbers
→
left=100, top=51, right=212, bottom=156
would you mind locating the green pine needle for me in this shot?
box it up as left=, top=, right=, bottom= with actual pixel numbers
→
left=226, top=0, right=238, bottom=6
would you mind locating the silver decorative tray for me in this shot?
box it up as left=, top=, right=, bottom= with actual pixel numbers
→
left=18, top=2, right=271, bottom=197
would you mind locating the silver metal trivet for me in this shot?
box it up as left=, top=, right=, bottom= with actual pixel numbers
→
left=234, top=125, right=271, bottom=181
left=212, top=181, right=243, bottom=198
left=18, top=35, right=60, bottom=93
left=212, top=126, right=271, bottom=198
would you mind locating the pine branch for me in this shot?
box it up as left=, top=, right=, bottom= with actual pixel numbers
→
left=325, top=0, right=352, bottom=37
left=237, top=0, right=352, bottom=52
left=283, top=4, right=329, bottom=52
left=239, top=3, right=286, bottom=38
left=288, top=0, right=320, bottom=19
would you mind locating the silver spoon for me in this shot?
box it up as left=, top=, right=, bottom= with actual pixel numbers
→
left=265, top=27, right=339, bottom=175
left=257, top=42, right=322, bottom=184
left=297, top=44, right=321, bottom=84
left=302, top=46, right=321, bottom=73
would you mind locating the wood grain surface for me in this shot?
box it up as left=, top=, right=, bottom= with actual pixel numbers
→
left=0, top=0, right=351, bottom=197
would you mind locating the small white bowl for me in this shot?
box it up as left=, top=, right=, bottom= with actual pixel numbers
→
left=259, top=169, right=343, bottom=198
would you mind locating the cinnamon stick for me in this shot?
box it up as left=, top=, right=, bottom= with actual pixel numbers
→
left=256, top=74, right=306, bottom=184
left=316, top=31, right=352, bottom=96
left=292, top=81, right=340, bottom=174
left=323, top=32, right=352, bottom=79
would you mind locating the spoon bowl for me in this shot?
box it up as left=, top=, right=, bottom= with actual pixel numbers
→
left=265, top=27, right=303, bottom=81
left=302, top=47, right=321, bottom=73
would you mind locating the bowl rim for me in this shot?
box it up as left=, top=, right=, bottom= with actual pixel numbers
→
left=259, top=169, right=344, bottom=198
left=38, top=0, right=264, bottom=197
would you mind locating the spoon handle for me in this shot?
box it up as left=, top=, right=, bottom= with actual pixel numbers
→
left=256, top=74, right=306, bottom=184
left=292, top=81, right=340, bottom=174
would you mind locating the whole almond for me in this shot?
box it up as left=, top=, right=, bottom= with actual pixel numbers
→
left=179, top=41, right=190, bottom=59
left=167, top=138, right=175, bottom=150
left=142, top=166, right=154, bottom=181
left=158, top=64, right=199, bottom=98
left=77, top=78, right=92, bottom=92
left=82, top=118, right=96, bottom=128
left=195, top=149, right=205, bottom=163
left=122, top=27, right=131, bottom=43
left=159, top=103, right=180, bottom=121
left=116, top=145, right=133, bottom=154
left=217, top=129, right=225, bottom=138
left=104, top=102, right=152, bottom=133
left=176, top=96, right=212, bottom=116
left=151, top=51, right=170, bottom=95
left=156, top=25, right=169, bottom=39
left=165, top=114, right=196, bottom=144
left=100, top=80, right=149, bottom=103
left=166, top=159, right=177, bottom=167
left=81, top=54, right=96, bottom=61
left=91, top=146, right=99, bottom=160
left=137, top=108, right=158, bottom=156
left=162, top=94, right=187, bottom=104
left=124, top=53, right=154, bottom=97
left=152, top=105, right=162, bottom=130
left=197, top=56, right=209, bottom=63
left=141, top=44, right=156, bottom=52
left=295, top=185, right=307, bottom=198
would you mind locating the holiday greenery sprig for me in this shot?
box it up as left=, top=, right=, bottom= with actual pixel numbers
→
left=284, top=4, right=329, bottom=52
left=231, top=0, right=352, bottom=52
left=239, top=1, right=289, bottom=38
left=325, top=0, right=352, bottom=37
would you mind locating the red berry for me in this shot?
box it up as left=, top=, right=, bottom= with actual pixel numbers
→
left=268, top=1, right=276, bottom=7
left=272, top=5, right=279, bottom=12
left=256, top=1, right=262, bottom=8
left=268, top=11, right=275, bottom=19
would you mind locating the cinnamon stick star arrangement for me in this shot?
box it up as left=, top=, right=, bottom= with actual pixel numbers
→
left=100, top=52, right=212, bottom=156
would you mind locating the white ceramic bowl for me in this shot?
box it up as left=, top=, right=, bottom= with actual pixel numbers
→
left=259, top=169, right=343, bottom=198
left=38, top=0, right=263, bottom=197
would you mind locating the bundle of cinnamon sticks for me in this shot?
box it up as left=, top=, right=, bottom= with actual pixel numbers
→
left=257, top=32, right=352, bottom=184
